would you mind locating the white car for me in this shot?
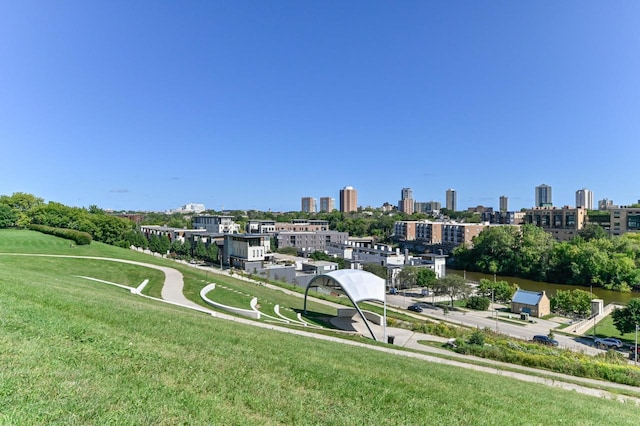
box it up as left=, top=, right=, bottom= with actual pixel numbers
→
left=594, top=337, right=623, bottom=349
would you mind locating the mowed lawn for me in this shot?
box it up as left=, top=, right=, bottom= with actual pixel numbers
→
left=1, top=230, right=639, bottom=424
left=0, top=229, right=336, bottom=321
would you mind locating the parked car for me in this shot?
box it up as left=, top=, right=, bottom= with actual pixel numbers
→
left=408, top=305, right=423, bottom=313
left=594, top=337, right=623, bottom=350
left=532, top=335, right=559, bottom=347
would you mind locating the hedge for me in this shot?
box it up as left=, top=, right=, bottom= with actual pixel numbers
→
left=28, top=224, right=92, bottom=245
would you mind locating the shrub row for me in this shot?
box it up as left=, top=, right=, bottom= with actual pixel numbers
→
left=29, top=224, right=92, bottom=245
left=453, top=332, right=640, bottom=387
left=410, top=320, right=465, bottom=338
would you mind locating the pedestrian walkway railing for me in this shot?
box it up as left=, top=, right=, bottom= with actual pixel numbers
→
left=568, top=303, right=623, bottom=335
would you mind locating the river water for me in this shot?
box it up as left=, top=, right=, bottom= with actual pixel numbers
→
left=449, top=269, right=639, bottom=305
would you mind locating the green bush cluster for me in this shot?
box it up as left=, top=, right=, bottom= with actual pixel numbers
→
left=466, top=296, right=490, bottom=311
left=452, top=331, right=640, bottom=387
left=29, top=224, right=92, bottom=245
left=410, top=321, right=465, bottom=338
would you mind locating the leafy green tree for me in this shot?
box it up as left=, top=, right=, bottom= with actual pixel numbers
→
left=416, top=268, right=437, bottom=288
left=612, top=298, right=640, bottom=335
left=159, top=235, right=171, bottom=254
left=0, top=192, right=44, bottom=211
left=171, top=239, right=189, bottom=257
left=477, top=279, right=516, bottom=303
left=206, top=243, right=219, bottom=264
left=397, top=266, right=418, bottom=290
left=578, top=224, right=609, bottom=241
left=550, top=289, right=592, bottom=317
left=0, top=204, right=17, bottom=228
left=434, top=275, right=470, bottom=306
left=309, top=251, right=345, bottom=269
left=148, top=235, right=162, bottom=253
left=362, top=263, right=387, bottom=280
left=194, top=240, right=207, bottom=260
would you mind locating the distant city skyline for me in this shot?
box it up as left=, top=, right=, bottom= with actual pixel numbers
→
left=1, top=2, right=639, bottom=212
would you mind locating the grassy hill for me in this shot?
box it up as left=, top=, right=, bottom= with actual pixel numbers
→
left=0, top=229, right=637, bottom=424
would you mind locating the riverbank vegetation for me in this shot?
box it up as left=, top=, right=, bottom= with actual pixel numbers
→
left=453, top=224, right=640, bottom=292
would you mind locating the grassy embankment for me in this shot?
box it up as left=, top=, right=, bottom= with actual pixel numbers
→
left=0, top=229, right=639, bottom=424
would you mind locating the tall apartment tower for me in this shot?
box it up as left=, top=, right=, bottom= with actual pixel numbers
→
left=575, top=188, right=593, bottom=210
left=319, top=197, right=335, bottom=212
left=535, top=184, right=552, bottom=207
left=499, top=195, right=508, bottom=212
left=339, top=186, right=357, bottom=212
left=301, top=197, right=317, bottom=213
left=446, top=189, right=457, bottom=211
left=398, top=187, right=414, bottom=214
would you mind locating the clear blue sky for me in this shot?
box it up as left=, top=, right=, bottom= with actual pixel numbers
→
left=1, top=1, right=639, bottom=212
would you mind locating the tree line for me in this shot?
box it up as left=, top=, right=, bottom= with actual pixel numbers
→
left=453, top=224, right=640, bottom=292
left=0, top=192, right=134, bottom=247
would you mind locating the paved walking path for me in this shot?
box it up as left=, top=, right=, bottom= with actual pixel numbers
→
left=5, top=252, right=640, bottom=405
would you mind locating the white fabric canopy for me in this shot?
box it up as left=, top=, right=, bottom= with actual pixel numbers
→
left=310, top=269, right=386, bottom=303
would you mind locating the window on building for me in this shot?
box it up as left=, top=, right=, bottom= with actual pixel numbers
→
left=628, top=215, right=640, bottom=230
left=566, top=215, right=575, bottom=227
left=553, top=215, right=563, bottom=227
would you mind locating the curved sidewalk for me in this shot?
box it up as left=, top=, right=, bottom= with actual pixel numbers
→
left=5, top=252, right=639, bottom=405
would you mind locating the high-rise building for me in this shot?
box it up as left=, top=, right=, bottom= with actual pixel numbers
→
left=446, top=189, right=457, bottom=211
left=428, top=201, right=442, bottom=211
left=319, top=197, right=335, bottom=212
left=575, top=188, right=593, bottom=210
left=499, top=195, right=508, bottom=212
left=401, top=188, right=413, bottom=200
left=339, top=186, right=357, bottom=212
left=301, top=197, right=317, bottom=213
left=535, top=184, right=552, bottom=207
left=598, top=198, right=614, bottom=210
left=398, top=187, right=414, bottom=214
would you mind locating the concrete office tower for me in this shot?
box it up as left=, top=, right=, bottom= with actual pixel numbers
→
left=319, top=197, right=335, bottom=212
left=535, top=184, right=552, bottom=207
left=339, top=186, right=358, bottom=212
left=446, top=189, right=457, bottom=211
left=399, top=187, right=414, bottom=214
left=301, top=197, right=317, bottom=213
left=576, top=188, right=593, bottom=210
left=499, top=195, right=508, bottom=212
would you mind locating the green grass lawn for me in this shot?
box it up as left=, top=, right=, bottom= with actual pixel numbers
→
left=0, top=229, right=337, bottom=325
left=585, top=314, right=638, bottom=344
left=1, top=229, right=640, bottom=423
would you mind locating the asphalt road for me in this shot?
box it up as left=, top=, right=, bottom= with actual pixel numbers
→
left=385, top=291, right=603, bottom=355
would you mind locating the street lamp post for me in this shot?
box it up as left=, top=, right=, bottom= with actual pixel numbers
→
left=492, top=288, right=497, bottom=333
left=635, top=324, right=638, bottom=367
